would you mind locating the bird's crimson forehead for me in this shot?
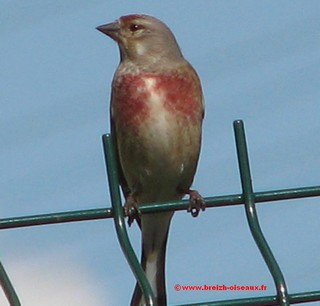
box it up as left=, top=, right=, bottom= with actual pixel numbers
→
left=120, top=14, right=147, bottom=24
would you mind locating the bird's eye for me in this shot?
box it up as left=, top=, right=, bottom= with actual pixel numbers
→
left=129, top=23, right=143, bottom=32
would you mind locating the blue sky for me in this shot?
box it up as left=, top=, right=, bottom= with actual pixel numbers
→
left=1, top=1, right=320, bottom=305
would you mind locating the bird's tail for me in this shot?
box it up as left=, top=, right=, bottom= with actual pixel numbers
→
left=130, top=212, right=173, bottom=306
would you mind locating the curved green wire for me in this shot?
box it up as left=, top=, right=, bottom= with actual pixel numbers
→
left=102, top=134, right=156, bottom=306
left=234, top=120, right=289, bottom=306
left=0, top=261, right=20, bottom=306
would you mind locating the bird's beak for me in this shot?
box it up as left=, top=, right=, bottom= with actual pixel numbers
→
left=96, top=21, right=120, bottom=40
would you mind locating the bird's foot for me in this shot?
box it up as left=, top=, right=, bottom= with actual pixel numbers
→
left=124, top=194, right=139, bottom=226
left=186, top=190, right=205, bottom=217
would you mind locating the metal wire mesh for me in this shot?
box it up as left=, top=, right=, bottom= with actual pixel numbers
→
left=1, top=120, right=319, bottom=306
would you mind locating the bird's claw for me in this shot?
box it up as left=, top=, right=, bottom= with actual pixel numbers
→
left=124, top=194, right=139, bottom=226
left=187, top=190, right=205, bottom=217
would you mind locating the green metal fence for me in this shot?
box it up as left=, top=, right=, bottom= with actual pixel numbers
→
left=1, top=120, right=319, bottom=306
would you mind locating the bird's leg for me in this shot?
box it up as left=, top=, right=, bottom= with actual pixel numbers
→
left=123, top=193, right=140, bottom=226
left=185, top=189, right=206, bottom=217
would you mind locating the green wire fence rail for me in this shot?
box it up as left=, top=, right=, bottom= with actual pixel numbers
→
left=1, top=120, right=320, bottom=306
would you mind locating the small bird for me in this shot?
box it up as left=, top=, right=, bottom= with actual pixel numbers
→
left=97, top=14, right=205, bottom=306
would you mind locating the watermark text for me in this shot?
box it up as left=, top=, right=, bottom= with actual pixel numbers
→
left=174, top=284, right=267, bottom=292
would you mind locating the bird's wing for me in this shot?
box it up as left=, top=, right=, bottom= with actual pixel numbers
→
left=110, top=105, right=142, bottom=228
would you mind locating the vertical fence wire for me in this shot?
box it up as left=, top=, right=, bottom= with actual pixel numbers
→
left=102, top=134, right=156, bottom=306
left=234, top=120, right=289, bottom=305
left=0, top=261, right=20, bottom=306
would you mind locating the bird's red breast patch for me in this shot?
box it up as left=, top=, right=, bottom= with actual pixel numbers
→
left=112, top=71, right=203, bottom=134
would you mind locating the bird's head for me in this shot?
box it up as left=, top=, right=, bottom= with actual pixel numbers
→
left=97, top=14, right=184, bottom=68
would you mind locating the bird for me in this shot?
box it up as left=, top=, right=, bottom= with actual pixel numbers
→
left=97, top=14, right=205, bottom=306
